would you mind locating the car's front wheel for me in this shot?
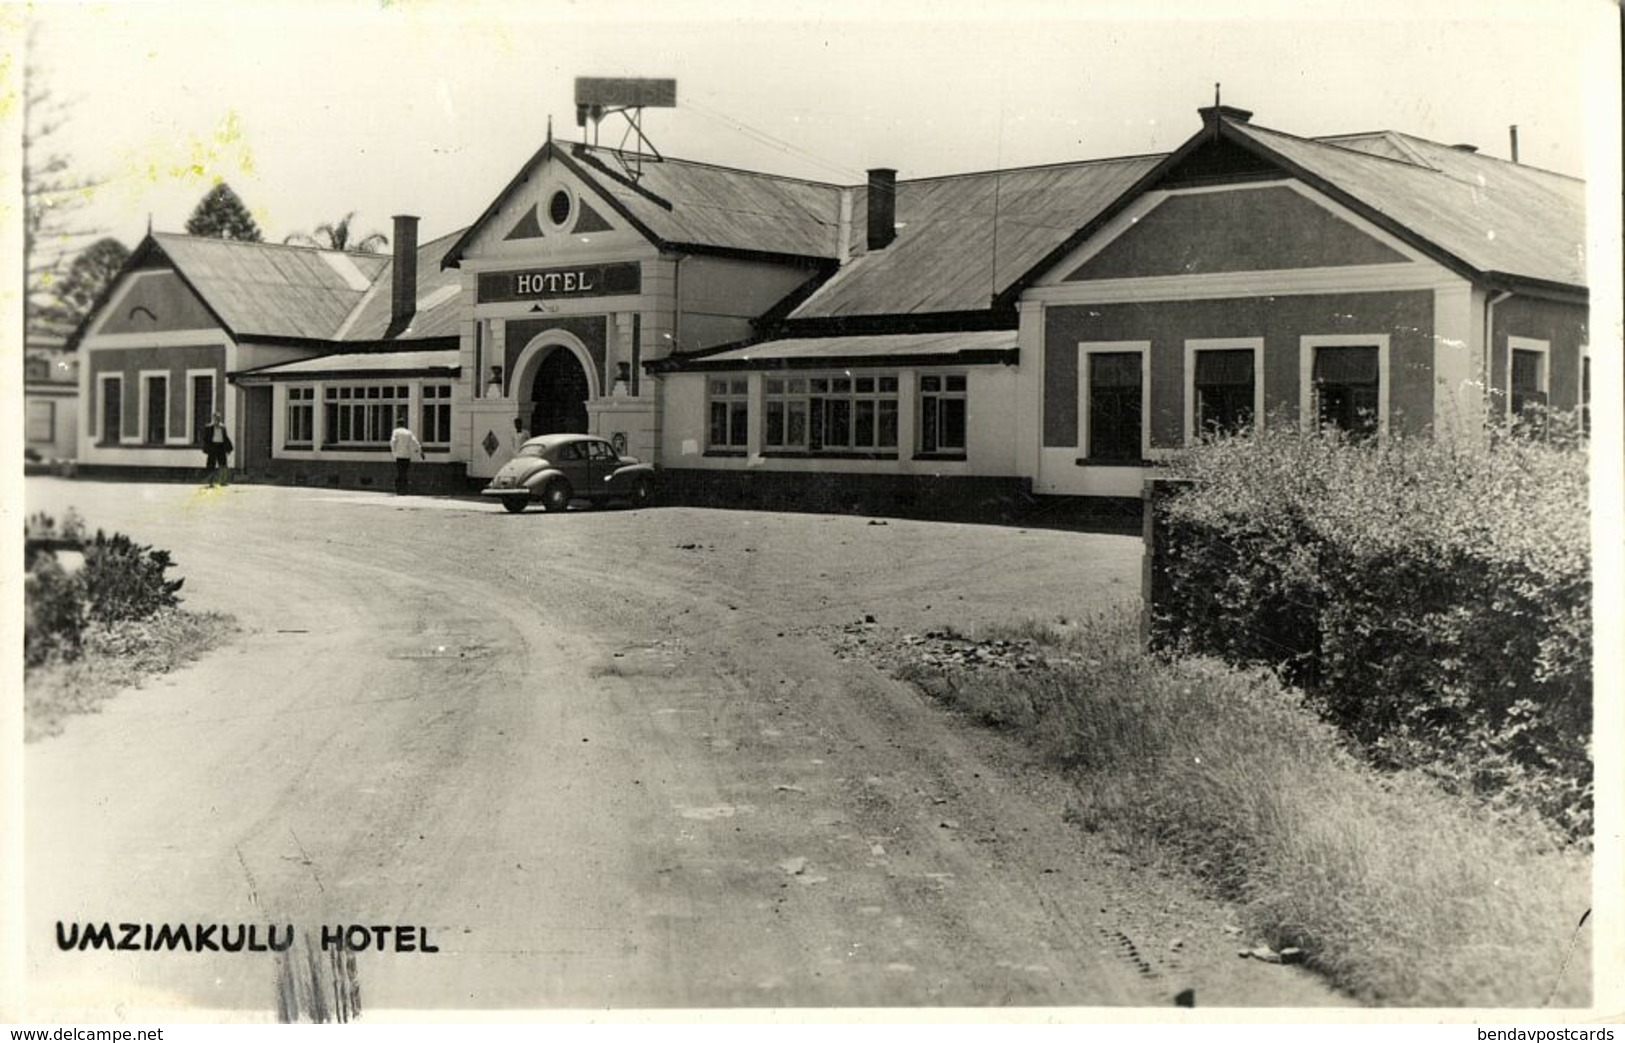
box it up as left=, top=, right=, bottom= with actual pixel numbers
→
left=630, top=477, right=653, bottom=509
left=501, top=496, right=528, bottom=514
left=542, top=480, right=573, bottom=513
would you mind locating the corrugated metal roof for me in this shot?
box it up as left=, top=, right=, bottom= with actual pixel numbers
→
left=154, top=234, right=389, bottom=340
left=338, top=227, right=467, bottom=342
left=570, top=147, right=845, bottom=259
left=1232, top=122, right=1586, bottom=287
left=678, top=330, right=1016, bottom=368
left=243, top=349, right=460, bottom=377
left=790, top=156, right=1160, bottom=320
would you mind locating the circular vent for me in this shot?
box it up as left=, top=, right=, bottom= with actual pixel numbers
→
left=548, top=189, right=573, bottom=227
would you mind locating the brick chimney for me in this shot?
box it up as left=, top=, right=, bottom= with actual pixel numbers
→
left=866, top=168, right=897, bottom=251
left=390, top=214, right=419, bottom=331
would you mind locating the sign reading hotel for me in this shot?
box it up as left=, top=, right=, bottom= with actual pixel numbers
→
left=477, top=262, right=641, bottom=304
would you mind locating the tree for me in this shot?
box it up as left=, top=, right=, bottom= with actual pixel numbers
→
left=283, top=212, right=388, bottom=253
left=185, top=182, right=263, bottom=242
left=55, top=237, right=131, bottom=327
left=21, top=23, right=105, bottom=338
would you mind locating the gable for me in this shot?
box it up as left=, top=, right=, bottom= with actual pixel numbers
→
left=1065, top=185, right=1411, bottom=282
left=458, top=148, right=649, bottom=263
left=94, top=271, right=220, bottom=335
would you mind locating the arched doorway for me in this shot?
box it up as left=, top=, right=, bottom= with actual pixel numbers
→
left=530, top=347, right=591, bottom=434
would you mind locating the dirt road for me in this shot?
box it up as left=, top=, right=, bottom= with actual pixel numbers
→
left=19, top=479, right=1346, bottom=1017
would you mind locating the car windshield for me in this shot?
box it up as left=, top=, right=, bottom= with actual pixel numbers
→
left=516, top=444, right=550, bottom=459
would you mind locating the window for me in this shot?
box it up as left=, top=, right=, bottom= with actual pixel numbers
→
left=548, top=189, right=573, bottom=227
left=420, top=384, right=452, bottom=445
left=918, top=374, right=966, bottom=454
left=99, top=376, right=122, bottom=444
left=324, top=384, right=410, bottom=446
left=189, top=372, right=215, bottom=442
left=1507, top=339, right=1549, bottom=435
left=27, top=400, right=55, bottom=442
left=1083, top=348, right=1145, bottom=462
left=1186, top=341, right=1261, bottom=440
left=1300, top=336, right=1389, bottom=440
left=707, top=378, right=750, bottom=450
left=142, top=373, right=169, bottom=443
left=764, top=373, right=898, bottom=453
left=285, top=387, right=315, bottom=446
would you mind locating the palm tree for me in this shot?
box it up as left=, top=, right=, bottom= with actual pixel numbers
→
left=283, top=212, right=388, bottom=253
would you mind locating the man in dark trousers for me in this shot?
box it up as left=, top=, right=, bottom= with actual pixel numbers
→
left=390, top=413, right=425, bottom=495
left=199, top=411, right=233, bottom=487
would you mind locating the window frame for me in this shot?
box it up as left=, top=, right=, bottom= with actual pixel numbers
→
left=705, top=376, right=751, bottom=452
left=761, top=372, right=900, bottom=456
left=322, top=383, right=413, bottom=448
left=139, top=369, right=170, bottom=445
left=1579, top=344, right=1591, bottom=439
left=284, top=385, right=317, bottom=448
left=1078, top=341, right=1150, bottom=463
left=1298, top=334, right=1391, bottom=439
left=916, top=371, right=968, bottom=457
left=1183, top=337, right=1264, bottom=444
left=1506, top=336, right=1551, bottom=423
left=95, top=373, right=123, bottom=445
left=419, top=383, right=453, bottom=446
left=186, top=368, right=216, bottom=445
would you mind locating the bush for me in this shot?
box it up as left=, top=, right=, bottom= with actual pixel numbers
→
left=1155, top=421, right=1591, bottom=836
left=24, top=511, right=186, bottom=667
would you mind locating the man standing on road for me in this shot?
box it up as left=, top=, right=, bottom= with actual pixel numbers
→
left=390, top=413, right=425, bottom=496
left=511, top=416, right=532, bottom=453
left=199, top=411, right=233, bottom=487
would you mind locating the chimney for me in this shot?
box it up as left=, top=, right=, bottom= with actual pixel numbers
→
left=391, top=214, right=419, bottom=330
left=1197, top=104, right=1254, bottom=129
left=866, top=168, right=897, bottom=251
left=1509, top=125, right=1520, bottom=164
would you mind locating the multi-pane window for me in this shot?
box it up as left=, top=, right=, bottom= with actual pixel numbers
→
left=1192, top=349, right=1255, bottom=437
left=1086, top=352, right=1144, bottom=461
left=324, top=384, right=410, bottom=446
left=707, top=378, right=750, bottom=450
left=99, top=377, right=122, bottom=444
left=918, top=374, right=966, bottom=453
left=1312, top=345, right=1380, bottom=440
left=285, top=387, right=315, bottom=445
left=420, top=384, right=452, bottom=445
left=144, top=374, right=169, bottom=443
left=1509, top=346, right=1548, bottom=435
left=765, top=374, right=898, bottom=453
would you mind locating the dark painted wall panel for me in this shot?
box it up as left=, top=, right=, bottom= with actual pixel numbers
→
left=88, top=345, right=226, bottom=442
left=1043, top=290, right=1435, bottom=447
left=1491, top=296, right=1589, bottom=410
left=1068, top=187, right=1410, bottom=280
left=99, top=272, right=218, bottom=333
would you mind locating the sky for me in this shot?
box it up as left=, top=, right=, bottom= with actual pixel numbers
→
left=13, top=0, right=1619, bottom=254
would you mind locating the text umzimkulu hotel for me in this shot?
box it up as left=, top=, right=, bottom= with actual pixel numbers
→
left=54, top=921, right=440, bottom=953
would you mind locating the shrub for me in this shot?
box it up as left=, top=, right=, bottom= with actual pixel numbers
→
left=1155, top=421, right=1591, bottom=835
left=24, top=511, right=186, bottom=667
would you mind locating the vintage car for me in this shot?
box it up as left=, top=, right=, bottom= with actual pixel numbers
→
left=481, top=433, right=656, bottom=514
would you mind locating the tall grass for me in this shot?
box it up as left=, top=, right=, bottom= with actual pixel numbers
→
left=25, top=610, right=239, bottom=741
left=903, top=610, right=1591, bottom=1007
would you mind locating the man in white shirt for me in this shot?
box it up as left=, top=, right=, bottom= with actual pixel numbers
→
left=390, top=415, right=425, bottom=496
left=511, top=416, right=532, bottom=453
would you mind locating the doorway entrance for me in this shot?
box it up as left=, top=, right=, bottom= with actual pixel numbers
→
left=530, top=347, right=591, bottom=435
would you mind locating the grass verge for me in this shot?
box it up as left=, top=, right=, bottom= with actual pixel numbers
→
left=25, top=609, right=239, bottom=741
left=898, top=609, right=1591, bottom=1007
